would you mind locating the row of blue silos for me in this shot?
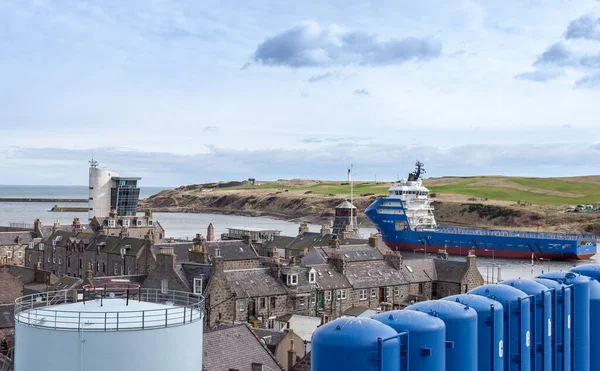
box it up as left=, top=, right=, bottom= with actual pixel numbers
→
left=311, top=263, right=600, bottom=371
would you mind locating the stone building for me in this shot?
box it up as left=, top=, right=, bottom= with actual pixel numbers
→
left=25, top=224, right=156, bottom=279
left=0, top=265, right=56, bottom=305
left=0, top=230, right=34, bottom=266
left=90, top=211, right=164, bottom=241
left=253, top=327, right=306, bottom=370
left=432, top=250, right=484, bottom=298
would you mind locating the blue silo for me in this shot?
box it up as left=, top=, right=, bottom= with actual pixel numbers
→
left=570, top=264, right=600, bottom=281
left=406, top=300, right=477, bottom=371
left=311, top=317, right=403, bottom=371
left=442, top=294, right=503, bottom=371
left=534, top=278, right=572, bottom=371
left=538, top=271, right=590, bottom=371
left=500, top=279, right=552, bottom=371
left=373, top=310, right=446, bottom=371
left=468, top=284, right=531, bottom=371
left=588, top=279, right=600, bottom=371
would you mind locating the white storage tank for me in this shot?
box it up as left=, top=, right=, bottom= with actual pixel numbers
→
left=14, top=282, right=204, bottom=371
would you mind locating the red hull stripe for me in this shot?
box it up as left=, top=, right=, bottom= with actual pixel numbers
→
left=385, top=242, right=594, bottom=261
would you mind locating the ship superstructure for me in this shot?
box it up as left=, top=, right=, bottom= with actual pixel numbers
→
left=366, top=162, right=597, bottom=260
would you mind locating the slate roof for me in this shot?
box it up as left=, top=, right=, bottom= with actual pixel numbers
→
left=86, top=235, right=148, bottom=256
left=153, top=242, right=193, bottom=263
left=315, top=245, right=383, bottom=262
left=434, top=259, right=468, bottom=283
left=224, top=268, right=287, bottom=298
left=252, top=327, right=287, bottom=348
left=402, top=259, right=438, bottom=282
left=205, top=240, right=258, bottom=261
left=343, top=260, right=408, bottom=289
left=342, top=306, right=379, bottom=317
left=263, top=235, right=296, bottom=250
left=38, top=224, right=92, bottom=238
left=0, top=305, right=14, bottom=329
left=335, top=200, right=357, bottom=209
left=311, top=264, right=351, bottom=290
left=50, top=276, right=83, bottom=291
left=286, top=232, right=368, bottom=252
left=203, top=324, right=282, bottom=371
left=179, top=263, right=213, bottom=294
left=0, top=231, right=34, bottom=246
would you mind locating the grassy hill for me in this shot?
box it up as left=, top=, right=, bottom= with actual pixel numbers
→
left=210, top=175, right=600, bottom=206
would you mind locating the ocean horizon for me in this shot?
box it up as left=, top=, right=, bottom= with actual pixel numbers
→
left=0, top=184, right=169, bottom=199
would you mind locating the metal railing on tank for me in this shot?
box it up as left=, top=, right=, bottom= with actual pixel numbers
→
left=14, top=282, right=204, bottom=332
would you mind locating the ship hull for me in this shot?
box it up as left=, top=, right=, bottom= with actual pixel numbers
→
left=365, top=197, right=597, bottom=261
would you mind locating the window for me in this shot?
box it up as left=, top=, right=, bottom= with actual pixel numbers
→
left=96, top=262, right=100, bottom=272
left=270, top=297, right=276, bottom=309
left=18, top=251, right=22, bottom=258
left=161, top=279, right=168, bottom=293
left=47, top=256, right=50, bottom=263
left=260, top=297, right=266, bottom=309
left=419, top=283, right=424, bottom=294
left=394, top=286, right=400, bottom=297
left=299, top=297, right=305, bottom=306
left=341, top=290, right=347, bottom=300
left=67, top=257, right=71, bottom=267
left=311, top=293, right=316, bottom=304
left=337, top=290, right=346, bottom=300
left=137, top=220, right=142, bottom=226
left=79, top=259, right=82, bottom=269
left=309, top=269, right=316, bottom=284
left=123, top=220, right=130, bottom=227
left=287, top=274, right=298, bottom=286
left=386, top=287, right=391, bottom=297
left=114, top=265, right=118, bottom=275
left=28, top=242, right=34, bottom=249
left=28, top=255, right=31, bottom=263
left=89, top=197, right=93, bottom=200
left=371, top=288, right=377, bottom=298
left=102, top=262, right=106, bottom=273
left=193, top=278, right=203, bottom=294
left=214, top=248, right=221, bottom=257
left=239, top=301, right=245, bottom=312
left=325, top=291, right=332, bottom=301
left=58, top=258, right=61, bottom=265
left=52, top=256, right=55, bottom=264
left=360, top=289, right=367, bottom=300
left=148, top=220, right=153, bottom=226
left=39, top=243, right=44, bottom=251
left=108, top=220, right=116, bottom=228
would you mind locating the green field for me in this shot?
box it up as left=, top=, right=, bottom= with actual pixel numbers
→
left=426, top=177, right=600, bottom=205
left=198, top=176, right=600, bottom=206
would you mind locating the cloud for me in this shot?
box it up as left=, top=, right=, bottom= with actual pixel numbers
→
left=252, top=21, right=442, bottom=68
left=203, top=126, right=217, bottom=132
left=6, top=142, right=600, bottom=185
left=514, top=68, right=564, bottom=82
left=353, top=88, right=370, bottom=96
left=307, top=71, right=339, bottom=83
left=575, top=73, right=600, bottom=89
left=533, top=43, right=575, bottom=67
left=563, top=124, right=572, bottom=129
left=565, top=15, right=600, bottom=41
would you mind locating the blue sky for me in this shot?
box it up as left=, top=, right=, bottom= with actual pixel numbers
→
left=1, top=0, right=600, bottom=186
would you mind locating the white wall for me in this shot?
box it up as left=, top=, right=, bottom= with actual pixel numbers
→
left=89, top=167, right=117, bottom=220
left=15, top=318, right=203, bottom=371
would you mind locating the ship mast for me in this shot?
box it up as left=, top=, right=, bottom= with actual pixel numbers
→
left=348, top=165, right=354, bottom=228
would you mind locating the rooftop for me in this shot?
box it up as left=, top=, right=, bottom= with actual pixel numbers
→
left=228, top=227, right=280, bottom=232
left=14, top=288, right=203, bottom=331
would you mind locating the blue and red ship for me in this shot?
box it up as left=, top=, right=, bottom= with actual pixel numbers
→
left=365, top=162, right=597, bottom=260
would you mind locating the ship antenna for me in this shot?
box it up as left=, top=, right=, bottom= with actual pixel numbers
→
left=89, top=157, right=98, bottom=169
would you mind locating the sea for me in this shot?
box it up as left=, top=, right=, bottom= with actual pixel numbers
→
left=0, top=185, right=597, bottom=281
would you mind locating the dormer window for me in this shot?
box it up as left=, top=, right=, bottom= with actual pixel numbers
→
left=215, top=248, right=221, bottom=257
left=308, top=269, right=316, bottom=284
left=39, top=243, right=44, bottom=251
left=108, top=220, right=116, bottom=228
left=123, top=220, right=130, bottom=227
left=148, top=220, right=153, bottom=226
left=28, top=242, right=34, bottom=249
left=287, top=274, right=298, bottom=286
left=137, top=220, right=142, bottom=227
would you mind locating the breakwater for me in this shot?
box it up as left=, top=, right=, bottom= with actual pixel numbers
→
left=0, top=198, right=87, bottom=203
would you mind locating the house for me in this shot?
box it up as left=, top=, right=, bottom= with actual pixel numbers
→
left=90, top=211, right=165, bottom=241
left=0, top=230, right=34, bottom=266
left=253, top=327, right=306, bottom=370
left=433, top=251, right=484, bottom=298
left=342, top=306, right=379, bottom=318
left=203, top=324, right=283, bottom=371
left=0, top=265, right=56, bottom=305
left=272, top=314, right=321, bottom=351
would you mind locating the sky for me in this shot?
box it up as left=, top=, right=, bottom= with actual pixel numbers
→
left=1, top=0, right=600, bottom=186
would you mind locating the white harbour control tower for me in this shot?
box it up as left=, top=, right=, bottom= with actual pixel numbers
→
left=13, top=282, right=204, bottom=371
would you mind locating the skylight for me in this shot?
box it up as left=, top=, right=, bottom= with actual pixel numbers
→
left=406, top=266, right=413, bottom=273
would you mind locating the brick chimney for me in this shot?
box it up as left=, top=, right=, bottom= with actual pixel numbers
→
left=242, top=231, right=251, bottom=245
left=466, top=249, right=477, bottom=271
left=190, top=237, right=210, bottom=264
left=53, top=220, right=61, bottom=232
left=330, top=252, right=346, bottom=275
left=207, top=223, right=215, bottom=242
left=271, top=247, right=280, bottom=263
left=384, top=251, right=403, bottom=270
left=368, top=233, right=383, bottom=248
left=213, top=256, right=224, bottom=274
left=287, top=335, right=297, bottom=370
left=157, top=247, right=176, bottom=269
left=329, top=235, right=340, bottom=249
left=289, top=256, right=296, bottom=266
left=145, top=210, right=153, bottom=217
left=320, top=223, right=331, bottom=236
left=34, top=219, right=43, bottom=237
left=73, top=217, right=81, bottom=232
left=298, top=223, right=309, bottom=235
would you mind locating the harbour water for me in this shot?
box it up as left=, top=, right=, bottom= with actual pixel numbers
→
left=0, top=185, right=597, bottom=282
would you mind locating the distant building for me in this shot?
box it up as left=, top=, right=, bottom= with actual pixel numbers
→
left=223, top=227, right=280, bottom=242
left=88, top=160, right=141, bottom=221
left=331, top=200, right=360, bottom=238
left=90, top=211, right=164, bottom=241
left=0, top=230, right=35, bottom=266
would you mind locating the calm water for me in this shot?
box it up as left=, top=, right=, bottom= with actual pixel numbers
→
left=0, top=185, right=597, bottom=280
